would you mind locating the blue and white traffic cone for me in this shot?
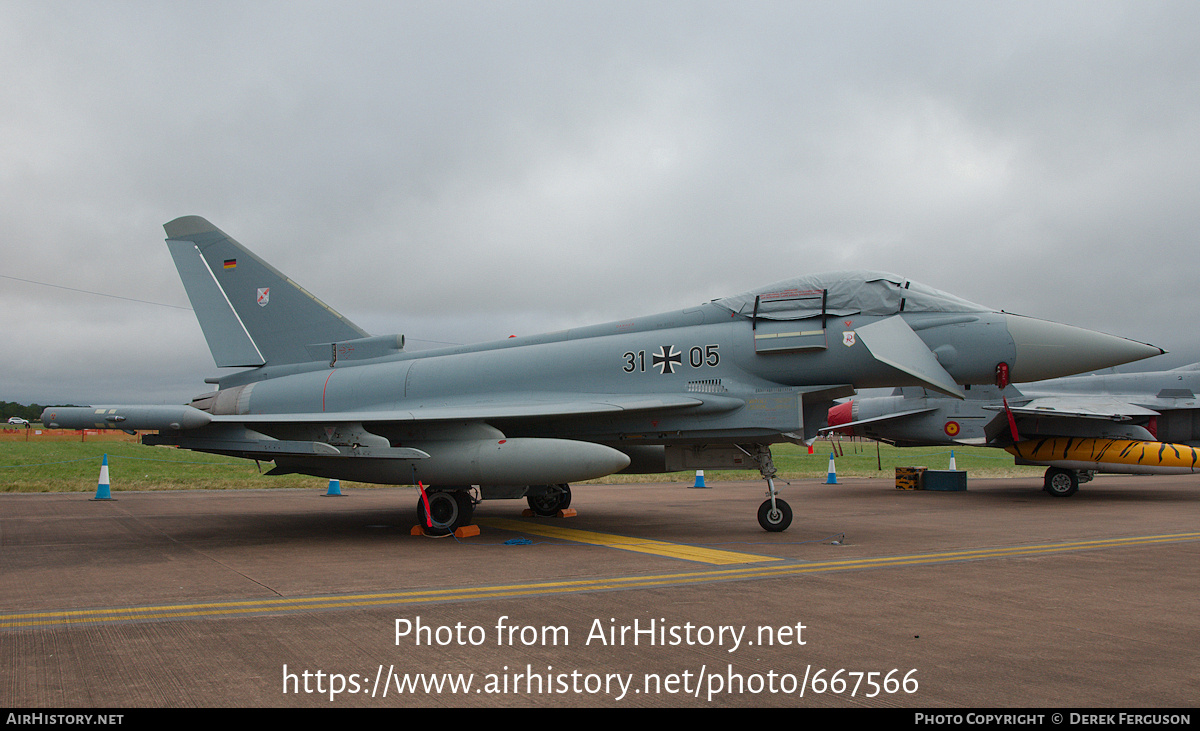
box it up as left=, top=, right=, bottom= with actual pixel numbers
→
left=949, top=450, right=957, bottom=470
left=825, top=453, right=839, bottom=484
left=92, top=454, right=113, bottom=500
left=690, top=470, right=708, bottom=488
left=323, top=478, right=343, bottom=497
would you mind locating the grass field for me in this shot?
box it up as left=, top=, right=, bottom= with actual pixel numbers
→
left=0, top=439, right=1043, bottom=493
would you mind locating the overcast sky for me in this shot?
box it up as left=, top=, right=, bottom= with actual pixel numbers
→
left=3, top=1, right=1199, bottom=405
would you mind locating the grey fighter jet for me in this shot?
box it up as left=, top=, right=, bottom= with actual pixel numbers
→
left=825, top=365, right=1200, bottom=496
left=43, top=217, right=1165, bottom=532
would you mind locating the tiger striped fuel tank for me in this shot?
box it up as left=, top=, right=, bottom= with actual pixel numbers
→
left=1006, top=437, right=1200, bottom=475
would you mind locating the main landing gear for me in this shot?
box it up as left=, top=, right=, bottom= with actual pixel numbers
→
left=742, top=444, right=792, bottom=532
left=415, top=484, right=573, bottom=535
left=526, top=483, right=572, bottom=516
left=416, top=488, right=476, bottom=536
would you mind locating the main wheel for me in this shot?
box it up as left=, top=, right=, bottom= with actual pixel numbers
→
left=757, top=498, right=793, bottom=532
left=526, top=484, right=572, bottom=516
left=1043, top=467, right=1079, bottom=497
left=416, top=490, right=474, bottom=535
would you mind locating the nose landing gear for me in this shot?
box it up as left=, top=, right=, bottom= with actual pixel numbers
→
left=741, top=444, right=793, bottom=532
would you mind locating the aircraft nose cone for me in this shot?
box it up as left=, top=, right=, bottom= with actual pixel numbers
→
left=826, top=400, right=855, bottom=436
left=827, top=401, right=854, bottom=428
left=1004, top=314, right=1165, bottom=382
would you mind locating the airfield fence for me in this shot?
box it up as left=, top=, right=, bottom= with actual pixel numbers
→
left=0, top=427, right=144, bottom=443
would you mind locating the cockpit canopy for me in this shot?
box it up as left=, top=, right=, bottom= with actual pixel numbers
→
left=713, top=271, right=992, bottom=321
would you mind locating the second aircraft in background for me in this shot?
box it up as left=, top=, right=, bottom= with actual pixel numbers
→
left=826, top=364, right=1200, bottom=496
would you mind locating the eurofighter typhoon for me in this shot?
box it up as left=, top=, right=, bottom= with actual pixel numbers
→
left=826, top=364, right=1200, bottom=496
left=43, top=218, right=1164, bottom=533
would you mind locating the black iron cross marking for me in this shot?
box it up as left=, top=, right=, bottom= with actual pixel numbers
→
left=652, top=345, right=681, bottom=374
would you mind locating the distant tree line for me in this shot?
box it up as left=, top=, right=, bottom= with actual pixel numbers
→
left=1, top=402, right=80, bottom=424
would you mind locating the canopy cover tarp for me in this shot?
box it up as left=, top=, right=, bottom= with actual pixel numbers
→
left=713, top=271, right=991, bottom=321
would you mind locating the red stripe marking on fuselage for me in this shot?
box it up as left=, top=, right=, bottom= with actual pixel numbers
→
left=322, top=370, right=336, bottom=412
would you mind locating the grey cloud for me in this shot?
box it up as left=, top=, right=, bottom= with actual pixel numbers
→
left=3, top=1, right=1198, bottom=404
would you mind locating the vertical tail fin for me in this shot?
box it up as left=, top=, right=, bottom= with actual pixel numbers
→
left=164, top=216, right=368, bottom=367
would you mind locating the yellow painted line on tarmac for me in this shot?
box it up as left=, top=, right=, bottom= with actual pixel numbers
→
left=476, top=517, right=781, bottom=565
left=3, top=531, right=1196, bottom=630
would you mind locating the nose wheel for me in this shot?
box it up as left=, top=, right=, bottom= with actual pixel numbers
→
left=740, top=444, right=794, bottom=532
left=757, top=498, right=793, bottom=532
left=1043, top=467, right=1079, bottom=497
